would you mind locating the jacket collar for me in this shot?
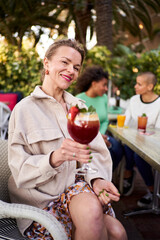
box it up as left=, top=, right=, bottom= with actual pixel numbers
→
left=31, top=85, right=85, bottom=107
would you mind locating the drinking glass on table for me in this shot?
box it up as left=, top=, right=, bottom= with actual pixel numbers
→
left=137, top=115, right=148, bottom=133
left=67, top=106, right=100, bottom=175
left=117, top=114, right=126, bottom=128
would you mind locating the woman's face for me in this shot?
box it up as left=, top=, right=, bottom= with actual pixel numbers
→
left=44, top=46, right=82, bottom=90
left=134, top=76, right=150, bottom=95
left=92, top=78, right=108, bottom=96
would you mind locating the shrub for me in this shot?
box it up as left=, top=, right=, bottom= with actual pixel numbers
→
left=0, top=43, right=43, bottom=96
left=1, top=43, right=159, bottom=99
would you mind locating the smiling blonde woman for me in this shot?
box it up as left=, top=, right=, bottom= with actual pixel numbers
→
left=8, top=39, right=127, bottom=240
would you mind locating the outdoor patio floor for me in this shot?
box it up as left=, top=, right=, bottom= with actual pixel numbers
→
left=112, top=167, right=160, bottom=240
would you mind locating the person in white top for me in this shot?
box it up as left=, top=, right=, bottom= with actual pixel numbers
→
left=123, top=72, right=160, bottom=208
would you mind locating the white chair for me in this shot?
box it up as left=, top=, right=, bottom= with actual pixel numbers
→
left=0, top=102, right=11, bottom=140
left=0, top=139, right=68, bottom=240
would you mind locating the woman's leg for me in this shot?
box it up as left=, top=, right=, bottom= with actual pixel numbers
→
left=104, top=214, right=128, bottom=240
left=134, top=153, right=154, bottom=207
left=134, top=153, right=154, bottom=189
left=69, top=192, right=128, bottom=240
left=69, top=192, right=107, bottom=240
left=124, top=145, right=135, bottom=173
left=108, top=136, right=124, bottom=171
left=123, top=146, right=136, bottom=196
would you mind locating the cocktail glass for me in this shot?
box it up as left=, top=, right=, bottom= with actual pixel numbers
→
left=117, top=115, right=126, bottom=128
left=67, top=111, right=100, bottom=175
left=138, top=116, right=148, bottom=133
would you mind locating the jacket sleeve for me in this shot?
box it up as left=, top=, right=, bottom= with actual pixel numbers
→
left=8, top=107, right=66, bottom=189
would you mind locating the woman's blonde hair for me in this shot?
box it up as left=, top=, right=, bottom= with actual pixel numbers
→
left=41, top=39, right=85, bottom=81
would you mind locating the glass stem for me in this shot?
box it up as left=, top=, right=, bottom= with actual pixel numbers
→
left=82, top=164, right=90, bottom=171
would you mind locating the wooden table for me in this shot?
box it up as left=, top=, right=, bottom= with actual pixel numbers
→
left=108, top=125, right=160, bottom=216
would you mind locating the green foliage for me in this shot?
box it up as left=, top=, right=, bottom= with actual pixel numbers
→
left=0, top=0, right=66, bottom=49
left=108, top=46, right=160, bottom=99
left=0, top=43, right=43, bottom=96
left=110, top=49, right=139, bottom=99
left=138, top=48, right=160, bottom=94
left=1, top=0, right=159, bottom=51
left=84, top=46, right=112, bottom=72
left=69, top=44, right=160, bottom=99
left=83, top=44, right=139, bottom=99
left=1, top=42, right=160, bottom=100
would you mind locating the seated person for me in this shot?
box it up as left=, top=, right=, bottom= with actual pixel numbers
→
left=76, top=66, right=124, bottom=171
left=8, top=39, right=127, bottom=240
left=123, top=72, right=160, bottom=208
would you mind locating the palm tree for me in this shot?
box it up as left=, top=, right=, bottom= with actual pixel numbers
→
left=95, top=0, right=113, bottom=51
left=113, top=0, right=160, bottom=39
left=0, top=0, right=160, bottom=51
left=95, top=0, right=160, bottom=51
left=0, top=0, right=67, bottom=50
left=59, top=0, right=94, bottom=48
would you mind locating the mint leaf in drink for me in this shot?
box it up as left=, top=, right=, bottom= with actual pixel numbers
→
left=142, top=113, right=147, bottom=117
left=72, top=104, right=87, bottom=113
left=88, top=105, right=96, bottom=113
left=79, top=107, right=87, bottom=113
left=73, top=104, right=96, bottom=113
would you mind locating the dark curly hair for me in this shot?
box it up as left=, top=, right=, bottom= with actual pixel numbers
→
left=76, top=65, right=109, bottom=94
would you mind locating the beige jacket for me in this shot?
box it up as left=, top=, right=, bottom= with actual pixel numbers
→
left=8, top=86, right=112, bottom=235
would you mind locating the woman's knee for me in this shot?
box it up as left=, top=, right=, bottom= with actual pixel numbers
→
left=80, top=193, right=103, bottom=219
left=105, top=215, right=128, bottom=240
left=70, top=192, right=103, bottom=226
left=70, top=193, right=106, bottom=238
left=111, top=224, right=127, bottom=240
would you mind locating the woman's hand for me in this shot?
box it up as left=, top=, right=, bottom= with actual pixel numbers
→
left=50, top=138, right=92, bottom=168
left=92, top=178, right=120, bottom=206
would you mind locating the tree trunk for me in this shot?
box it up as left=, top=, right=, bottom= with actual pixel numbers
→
left=74, top=2, right=92, bottom=49
left=95, top=0, right=113, bottom=52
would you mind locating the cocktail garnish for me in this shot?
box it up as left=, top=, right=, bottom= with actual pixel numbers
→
left=68, top=105, right=96, bottom=121
left=68, top=106, right=79, bottom=121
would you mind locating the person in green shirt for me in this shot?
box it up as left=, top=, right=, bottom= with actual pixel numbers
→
left=76, top=66, right=124, bottom=170
left=76, top=92, right=109, bottom=134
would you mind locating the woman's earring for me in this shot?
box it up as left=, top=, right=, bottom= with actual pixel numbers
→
left=45, top=69, right=49, bottom=75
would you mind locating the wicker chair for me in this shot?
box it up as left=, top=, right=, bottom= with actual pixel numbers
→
left=0, top=102, right=11, bottom=140
left=0, top=139, right=68, bottom=240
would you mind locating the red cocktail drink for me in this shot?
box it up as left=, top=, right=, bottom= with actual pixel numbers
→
left=138, top=116, right=148, bottom=133
left=67, top=109, right=100, bottom=175
left=68, top=114, right=99, bottom=144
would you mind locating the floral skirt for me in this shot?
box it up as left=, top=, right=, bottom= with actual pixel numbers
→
left=24, top=176, right=115, bottom=240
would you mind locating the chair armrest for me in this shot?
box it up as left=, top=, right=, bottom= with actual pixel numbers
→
left=0, top=200, right=67, bottom=240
